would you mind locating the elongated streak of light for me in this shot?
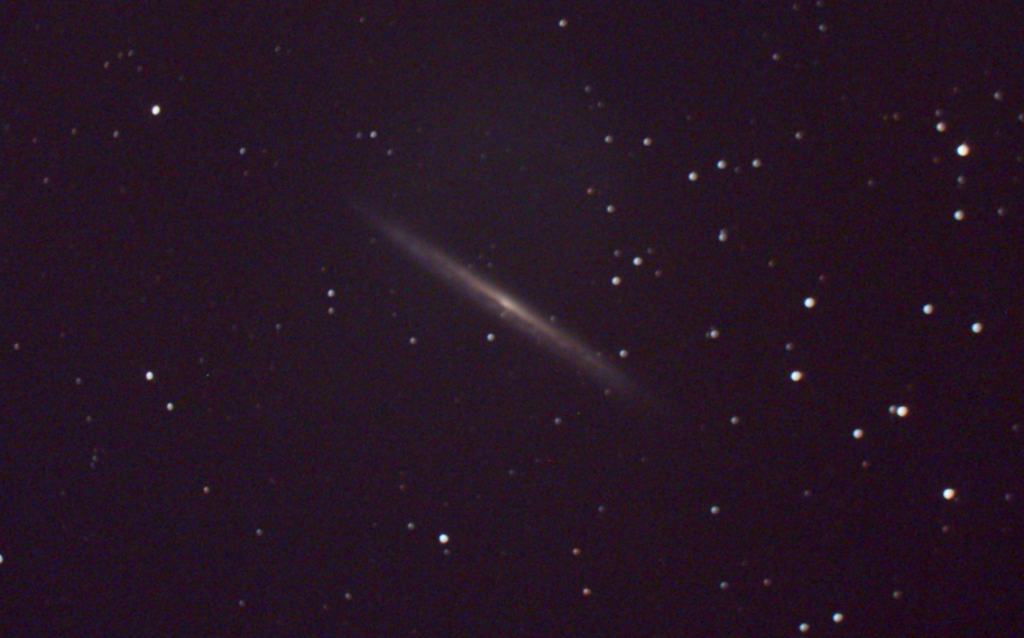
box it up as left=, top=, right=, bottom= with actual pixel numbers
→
left=360, top=205, right=635, bottom=397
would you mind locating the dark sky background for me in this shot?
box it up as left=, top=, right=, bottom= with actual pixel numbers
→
left=4, top=2, right=1023, bottom=635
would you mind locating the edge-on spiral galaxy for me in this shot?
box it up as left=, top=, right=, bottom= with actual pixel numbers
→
left=353, top=199, right=639, bottom=400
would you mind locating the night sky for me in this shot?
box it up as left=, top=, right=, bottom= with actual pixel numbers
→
left=4, top=2, right=1023, bottom=635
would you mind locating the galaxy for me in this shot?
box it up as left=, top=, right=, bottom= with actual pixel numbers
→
left=355, top=199, right=642, bottom=404
left=5, top=3, right=1021, bottom=635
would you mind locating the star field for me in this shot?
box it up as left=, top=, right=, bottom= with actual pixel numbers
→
left=4, top=2, right=1022, bottom=635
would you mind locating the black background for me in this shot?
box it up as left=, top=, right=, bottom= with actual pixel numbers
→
left=4, top=2, right=1022, bottom=635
